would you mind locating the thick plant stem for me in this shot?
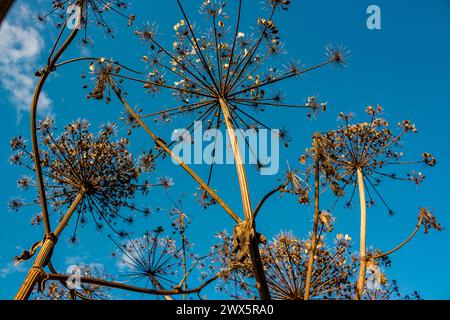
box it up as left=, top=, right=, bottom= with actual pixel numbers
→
left=304, top=138, right=320, bottom=300
left=30, top=74, right=53, bottom=235
left=218, top=98, right=271, bottom=300
left=14, top=191, right=85, bottom=300
left=31, top=17, right=80, bottom=236
left=355, top=168, right=367, bottom=300
left=17, top=5, right=83, bottom=300
left=111, top=86, right=240, bottom=223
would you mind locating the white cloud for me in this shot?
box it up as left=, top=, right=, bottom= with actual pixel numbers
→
left=0, top=3, right=53, bottom=122
left=65, top=255, right=88, bottom=266
left=0, top=261, right=26, bottom=279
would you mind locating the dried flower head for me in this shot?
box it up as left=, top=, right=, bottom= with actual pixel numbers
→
left=212, top=231, right=358, bottom=300
left=103, top=0, right=344, bottom=186
left=313, top=106, right=436, bottom=215
left=419, top=208, right=442, bottom=234
left=38, top=0, right=135, bottom=46
left=111, top=228, right=182, bottom=290
left=10, top=118, right=161, bottom=236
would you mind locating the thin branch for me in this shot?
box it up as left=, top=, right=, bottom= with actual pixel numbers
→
left=373, top=214, right=425, bottom=259
left=253, top=180, right=289, bottom=219
left=46, top=272, right=225, bottom=296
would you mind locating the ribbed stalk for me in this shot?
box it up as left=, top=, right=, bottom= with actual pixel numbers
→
left=218, top=98, right=271, bottom=300
left=304, top=137, right=320, bottom=300
left=30, top=3, right=83, bottom=236
left=14, top=191, right=85, bottom=300
left=355, top=168, right=367, bottom=300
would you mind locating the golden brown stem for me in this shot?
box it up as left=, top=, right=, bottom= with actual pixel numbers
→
left=218, top=98, right=271, bottom=300
left=304, top=137, right=320, bottom=300
left=30, top=9, right=82, bottom=236
left=14, top=191, right=85, bottom=300
left=355, top=168, right=367, bottom=300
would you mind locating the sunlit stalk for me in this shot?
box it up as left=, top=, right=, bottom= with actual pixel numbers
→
left=218, top=98, right=271, bottom=300
left=304, top=136, right=321, bottom=300
left=355, top=168, right=367, bottom=300
left=14, top=191, right=85, bottom=300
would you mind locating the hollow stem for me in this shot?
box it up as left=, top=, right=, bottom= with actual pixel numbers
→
left=30, top=5, right=84, bottom=237
left=304, top=137, right=321, bottom=300
left=218, top=98, right=271, bottom=300
left=180, top=213, right=187, bottom=300
left=373, top=213, right=425, bottom=259
left=355, top=168, right=367, bottom=300
left=14, top=191, right=85, bottom=300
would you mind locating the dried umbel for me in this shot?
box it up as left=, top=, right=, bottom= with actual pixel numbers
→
left=96, top=2, right=348, bottom=299
left=9, top=119, right=158, bottom=237
left=86, top=58, right=128, bottom=103
left=419, top=208, right=442, bottom=234
left=116, top=0, right=346, bottom=173
left=260, top=232, right=359, bottom=300
left=284, top=168, right=313, bottom=205
left=212, top=231, right=358, bottom=300
left=312, top=106, right=436, bottom=214
left=111, top=228, right=182, bottom=290
left=39, top=0, right=135, bottom=46
left=210, top=230, right=421, bottom=300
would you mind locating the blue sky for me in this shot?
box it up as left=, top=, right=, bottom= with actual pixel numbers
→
left=0, top=0, right=449, bottom=299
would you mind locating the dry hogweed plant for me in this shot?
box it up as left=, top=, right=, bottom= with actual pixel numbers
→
left=210, top=230, right=357, bottom=300
left=6, top=0, right=442, bottom=301
left=10, top=119, right=171, bottom=299
left=10, top=118, right=232, bottom=300
left=9, top=0, right=137, bottom=300
left=246, top=106, right=441, bottom=300
left=26, top=0, right=135, bottom=251
left=80, top=0, right=346, bottom=299
left=306, top=106, right=441, bottom=299
left=210, top=229, right=422, bottom=300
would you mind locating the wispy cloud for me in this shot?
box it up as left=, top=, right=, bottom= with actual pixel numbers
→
left=65, top=255, right=89, bottom=266
left=0, top=261, right=26, bottom=279
left=0, top=3, right=52, bottom=122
